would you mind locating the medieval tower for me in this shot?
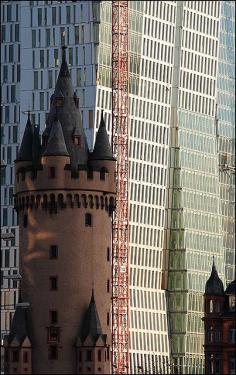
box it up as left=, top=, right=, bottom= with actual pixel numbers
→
left=4, top=47, right=116, bottom=375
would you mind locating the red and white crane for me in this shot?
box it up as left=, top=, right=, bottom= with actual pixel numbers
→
left=111, top=1, right=129, bottom=374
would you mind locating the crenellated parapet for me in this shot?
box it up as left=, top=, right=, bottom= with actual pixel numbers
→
left=14, top=191, right=115, bottom=215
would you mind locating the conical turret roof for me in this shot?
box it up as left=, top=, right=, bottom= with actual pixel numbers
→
left=6, top=292, right=31, bottom=345
left=90, top=112, right=115, bottom=161
left=43, top=118, right=69, bottom=157
left=79, top=290, right=104, bottom=344
left=205, top=259, right=225, bottom=296
left=17, top=113, right=34, bottom=161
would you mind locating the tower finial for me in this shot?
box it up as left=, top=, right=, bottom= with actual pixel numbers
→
left=61, top=45, right=67, bottom=63
left=100, top=110, right=105, bottom=127
left=27, top=110, right=31, bottom=121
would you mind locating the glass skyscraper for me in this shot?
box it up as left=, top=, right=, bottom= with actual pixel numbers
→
left=216, top=1, right=235, bottom=286
left=1, top=1, right=235, bottom=374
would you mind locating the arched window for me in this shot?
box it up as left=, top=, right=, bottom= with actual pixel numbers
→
left=210, top=300, right=213, bottom=312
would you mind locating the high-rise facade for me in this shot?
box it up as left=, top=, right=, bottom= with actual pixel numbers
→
left=1, top=1, right=235, bottom=374
left=165, top=2, right=227, bottom=373
left=216, top=1, right=235, bottom=286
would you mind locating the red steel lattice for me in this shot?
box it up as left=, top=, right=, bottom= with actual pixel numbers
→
left=111, top=1, right=129, bottom=374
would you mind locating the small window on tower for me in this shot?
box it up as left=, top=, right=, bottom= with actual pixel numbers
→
left=86, top=350, right=92, bottom=362
left=23, top=352, right=28, bottom=363
left=48, top=345, right=58, bottom=360
left=100, top=167, right=106, bottom=180
left=50, top=310, right=58, bottom=324
left=98, top=350, right=101, bottom=362
left=49, top=167, right=56, bottom=178
left=107, top=312, right=110, bottom=326
left=107, top=279, right=110, bottom=293
left=74, top=135, right=81, bottom=146
left=12, top=351, right=19, bottom=362
left=107, top=247, right=110, bottom=262
left=50, top=276, right=58, bottom=290
left=50, top=245, right=58, bottom=259
left=85, top=213, right=92, bottom=227
left=23, top=214, right=28, bottom=228
left=55, top=97, right=64, bottom=107
left=48, top=326, right=60, bottom=343
left=87, top=168, right=93, bottom=180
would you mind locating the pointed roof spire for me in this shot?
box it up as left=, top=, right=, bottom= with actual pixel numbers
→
left=43, top=118, right=69, bottom=157
left=54, top=45, right=74, bottom=98
left=90, top=112, right=115, bottom=161
left=79, top=290, right=104, bottom=344
left=205, top=259, right=224, bottom=296
left=6, top=295, right=31, bottom=345
left=60, top=45, right=70, bottom=77
left=32, top=124, right=41, bottom=166
left=17, top=113, right=34, bottom=161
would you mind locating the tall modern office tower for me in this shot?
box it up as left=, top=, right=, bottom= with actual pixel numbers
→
left=165, top=1, right=234, bottom=374
left=1, top=1, right=235, bottom=374
left=216, top=1, right=235, bottom=286
left=1, top=0, right=21, bottom=343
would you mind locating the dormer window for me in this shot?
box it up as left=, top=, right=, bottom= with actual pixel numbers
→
left=55, top=97, right=64, bottom=107
left=74, top=135, right=81, bottom=146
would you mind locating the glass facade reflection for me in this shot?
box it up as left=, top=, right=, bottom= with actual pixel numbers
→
left=165, top=2, right=229, bottom=374
left=217, top=1, right=235, bottom=285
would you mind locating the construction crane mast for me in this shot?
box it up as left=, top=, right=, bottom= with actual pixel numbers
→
left=111, top=1, right=129, bottom=374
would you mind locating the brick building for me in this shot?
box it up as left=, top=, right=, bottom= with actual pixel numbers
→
left=203, top=261, right=235, bottom=375
left=3, top=47, right=116, bottom=374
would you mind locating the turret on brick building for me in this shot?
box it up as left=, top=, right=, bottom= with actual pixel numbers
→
left=202, top=260, right=236, bottom=375
left=4, top=47, right=116, bottom=375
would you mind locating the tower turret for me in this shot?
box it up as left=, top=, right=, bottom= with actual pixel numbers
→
left=76, top=290, right=110, bottom=374
left=90, top=112, right=114, bottom=162
left=202, top=260, right=225, bottom=375
left=43, top=118, right=69, bottom=157
left=12, top=46, right=115, bottom=374
left=4, top=292, right=32, bottom=374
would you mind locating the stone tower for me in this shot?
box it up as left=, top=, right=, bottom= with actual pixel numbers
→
left=4, top=47, right=116, bottom=375
left=202, top=262, right=236, bottom=375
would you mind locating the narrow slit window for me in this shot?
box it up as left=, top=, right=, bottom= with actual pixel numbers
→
left=50, top=276, right=58, bottom=290
left=50, top=245, right=58, bottom=259
left=85, top=213, right=92, bottom=227
left=50, top=310, right=58, bottom=324
left=49, top=167, right=56, bottom=178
